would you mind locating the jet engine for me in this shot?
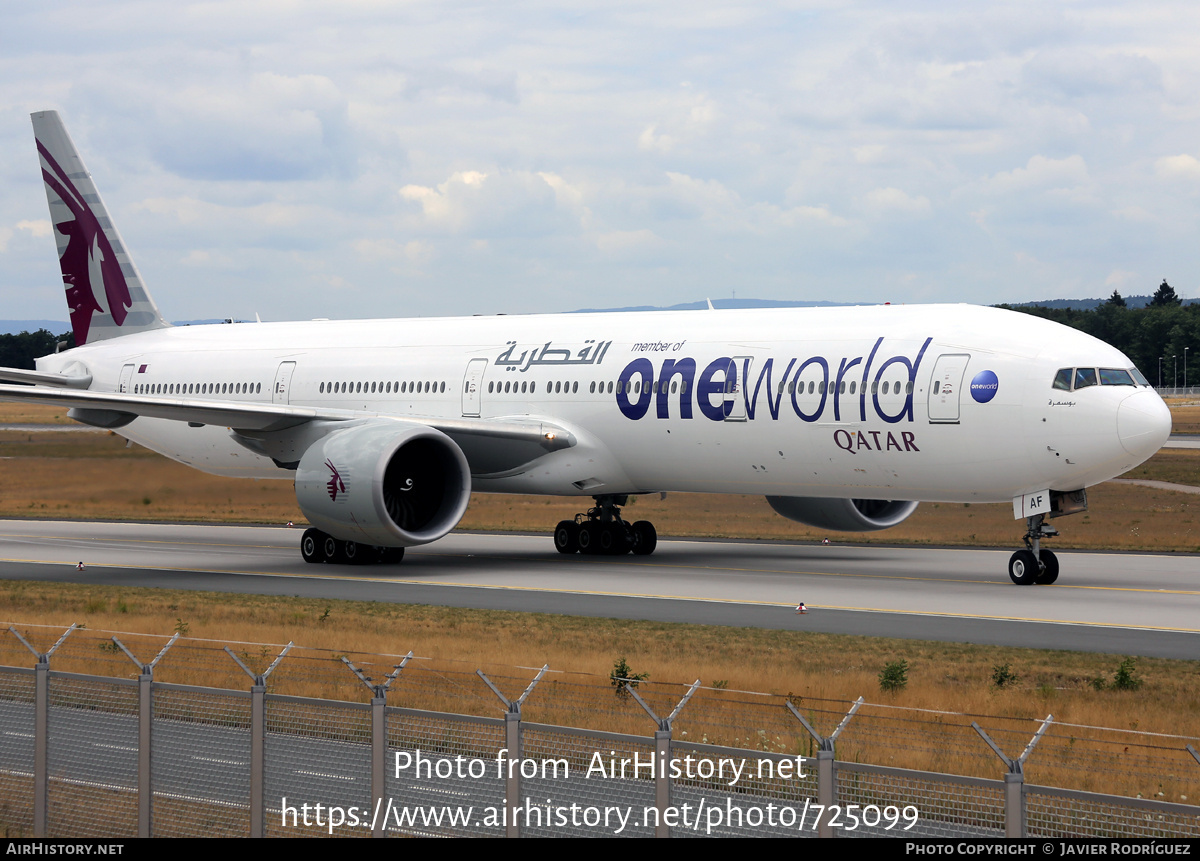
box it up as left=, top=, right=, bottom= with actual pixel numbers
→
left=765, top=496, right=918, bottom=532
left=295, top=420, right=471, bottom=547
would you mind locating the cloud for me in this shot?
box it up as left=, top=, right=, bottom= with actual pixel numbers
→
left=1155, top=154, right=1200, bottom=181
left=983, top=155, right=1090, bottom=194
left=17, top=220, right=52, bottom=238
left=863, top=187, right=932, bottom=216
left=398, top=169, right=575, bottom=237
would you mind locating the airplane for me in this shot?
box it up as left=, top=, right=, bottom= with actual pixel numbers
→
left=0, top=111, right=1174, bottom=585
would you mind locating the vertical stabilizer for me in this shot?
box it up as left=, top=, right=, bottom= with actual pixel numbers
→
left=32, top=111, right=169, bottom=345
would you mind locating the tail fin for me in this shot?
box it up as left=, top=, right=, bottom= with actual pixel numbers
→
left=32, top=110, right=169, bottom=346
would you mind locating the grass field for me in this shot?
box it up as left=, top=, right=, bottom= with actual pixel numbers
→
left=3, top=414, right=1197, bottom=550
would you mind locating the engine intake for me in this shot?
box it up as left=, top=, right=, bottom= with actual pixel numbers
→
left=296, top=420, right=471, bottom=547
left=766, top=496, right=918, bottom=532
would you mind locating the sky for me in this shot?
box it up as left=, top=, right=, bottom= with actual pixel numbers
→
left=2, top=1, right=1199, bottom=324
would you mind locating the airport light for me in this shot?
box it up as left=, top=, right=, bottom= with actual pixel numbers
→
left=1158, top=356, right=1164, bottom=388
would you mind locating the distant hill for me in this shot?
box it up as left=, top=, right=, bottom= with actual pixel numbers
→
left=571, top=298, right=855, bottom=313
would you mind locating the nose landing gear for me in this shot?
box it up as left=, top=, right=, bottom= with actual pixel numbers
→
left=1008, top=513, right=1060, bottom=585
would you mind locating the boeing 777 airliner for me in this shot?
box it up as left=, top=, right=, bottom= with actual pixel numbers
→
left=0, top=112, right=1174, bottom=584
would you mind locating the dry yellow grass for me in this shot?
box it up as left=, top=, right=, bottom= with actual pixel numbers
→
left=2, top=428, right=1198, bottom=549
left=1166, top=400, right=1200, bottom=434
left=0, top=403, right=74, bottom=425
left=2, top=583, right=1197, bottom=803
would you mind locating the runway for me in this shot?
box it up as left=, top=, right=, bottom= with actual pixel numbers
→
left=0, top=519, right=1198, bottom=659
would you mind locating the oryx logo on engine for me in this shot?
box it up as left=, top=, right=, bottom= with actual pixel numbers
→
left=326, top=460, right=346, bottom=501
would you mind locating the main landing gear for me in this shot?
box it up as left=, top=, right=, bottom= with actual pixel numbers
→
left=301, top=528, right=405, bottom=565
left=554, top=494, right=658, bottom=557
left=1008, top=513, right=1059, bottom=586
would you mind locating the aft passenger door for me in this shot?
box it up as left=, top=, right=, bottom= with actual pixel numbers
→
left=462, top=358, right=487, bottom=417
left=272, top=361, right=297, bottom=405
left=927, top=353, right=969, bottom=423
left=118, top=363, right=135, bottom=393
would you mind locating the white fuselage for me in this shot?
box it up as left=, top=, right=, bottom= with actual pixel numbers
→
left=35, top=302, right=1169, bottom=506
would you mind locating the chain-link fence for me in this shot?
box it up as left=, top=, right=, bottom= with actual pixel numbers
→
left=2, top=623, right=1198, bottom=838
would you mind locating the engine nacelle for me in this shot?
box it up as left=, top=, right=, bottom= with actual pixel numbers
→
left=296, top=420, right=471, bottom=547
left=765, top=496, right=918, bottom=532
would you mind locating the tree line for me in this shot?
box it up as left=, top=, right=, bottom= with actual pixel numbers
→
left=1001, top=281, right=1197, bottom=387
left=0, top=329, right=75, bottom=370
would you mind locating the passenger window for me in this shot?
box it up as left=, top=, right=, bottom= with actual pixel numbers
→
left=1074, top=368, right=1097, bottom=389
left=1053, top=369, right=1072, bottom=391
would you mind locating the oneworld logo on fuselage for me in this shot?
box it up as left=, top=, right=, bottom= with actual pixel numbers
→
left=970, top=370, right=999, bottom=404
left=615, top=337, right=932, bottom=424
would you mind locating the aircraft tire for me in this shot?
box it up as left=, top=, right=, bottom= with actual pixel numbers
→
left=342, top=540, right=367, bottom=565
left=554, top=521, right=579, bottom=554
left=322, top=535, right=343, bottom=564
left=578, top=523, right=596, bottom=554
left=631, top=521, right=657, bottom=556
left=380, top=547, right=405, bottom=564
left=1008, top=549, right=1039, bottom=585
left=597, top=525, right=615, bottom=555
left=1036, top=549, right=1059, bottom=585
left=301, top=529, right=324, bottom=564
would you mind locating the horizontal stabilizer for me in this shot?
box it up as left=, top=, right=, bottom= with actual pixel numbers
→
left=0, top=366, right=92, bottom=388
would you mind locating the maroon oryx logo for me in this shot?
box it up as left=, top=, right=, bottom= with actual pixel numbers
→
left=326, top=460, right=346, bottom=501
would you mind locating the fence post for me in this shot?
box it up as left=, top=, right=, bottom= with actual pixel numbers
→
left=505, top=711, right=521, bottom=838
left=34, top=657, right=48, bottom=837
left=973, top=714, right=1053, bottom=838
left=9, top=624, right=76, bottom=838
left=111, top=632, right=178, bottom=838
left=787, top=696, right=863, bottom=838
left=342, top=651, right=414, bottom=838
left=478, top=665, right=550, bottom=838
left=226, top=642, right=292, bottom=838
left=624, top=679, right=701, bottom=838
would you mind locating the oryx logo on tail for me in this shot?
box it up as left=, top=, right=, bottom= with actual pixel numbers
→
left=32, top=111, right=169, bottom=346
left=37, top=139, right=132, bottom=345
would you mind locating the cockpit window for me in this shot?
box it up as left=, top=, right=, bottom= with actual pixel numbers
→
left=1054, top=366, right=1148, bottom=391
left=1099, top=368, right=1135, bottom=387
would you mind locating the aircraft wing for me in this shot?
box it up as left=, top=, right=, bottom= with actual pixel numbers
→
left=0, top=383, right=575, bottom=464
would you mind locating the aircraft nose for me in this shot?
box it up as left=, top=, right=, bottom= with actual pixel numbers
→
left=1117, top=390, right=1172, bottom=458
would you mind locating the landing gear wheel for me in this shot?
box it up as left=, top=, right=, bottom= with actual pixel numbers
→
left=301, top=529, right=323, bottom=564
left=577, top=523, right=596, bottom=554
left=1008, top=549, right=1040, bottom=585
left=322, top=535, right=343, bottom=564
left=597, top=525, right=615, bottom=555
left=380, top=547, right=405, bottom=564
left=342, top=540, right=366, bottom=565
left=631, top=521, right=657, bottom=556
left=554, top=521, right=579, bottom=554
left=1036, top=549, right=1059, bottom=585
